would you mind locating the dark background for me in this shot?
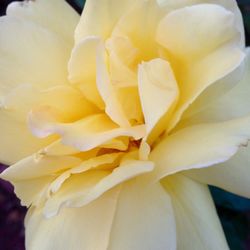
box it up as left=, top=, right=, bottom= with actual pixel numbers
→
left=0, top=0, right=250, bottom=249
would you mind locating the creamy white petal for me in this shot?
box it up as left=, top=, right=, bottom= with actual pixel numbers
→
left=185, top=145, right=250, bottom=198
left=162, top=174, right=229, bottom=250
left=138, top=58, right=179, bottom=143
left=25, top=188, right=120, bottom=250
left=6, top=0, right=79, bottom=44
left=150, top=116, right=250, bottom=181
left=108, top=178, right=176, bottom=250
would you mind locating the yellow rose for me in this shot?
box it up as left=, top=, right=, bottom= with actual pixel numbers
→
left=0, top=0, right=250, bottom=249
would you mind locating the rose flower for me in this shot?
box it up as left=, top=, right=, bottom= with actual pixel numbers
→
left=0, top=0, right=250, bottom=249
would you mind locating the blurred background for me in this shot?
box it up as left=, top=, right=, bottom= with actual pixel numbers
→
left=0, top=0, right=250, bottom=249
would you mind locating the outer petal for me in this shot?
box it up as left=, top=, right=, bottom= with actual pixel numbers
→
left=74, top=0, right=135, bottom=42
left=108, top=178, right=176, bottom=250
left=25, top=188, right=120, bottom=250
left=158, top=0, right=244, bottom=47
left=180, top=48, right=250, bottom=126
left=138, top=58, right=179, bottom=143
left=0, top=16, right=71, bottom=96
left=0, top=109, right=55, bottom=165
left=0, top=84, right=95, bottom=164
left=157, top=4, right=239, bottom=61
left=0, top=15, right=74, bottom=164
left=150, top=116, right=250, bottom=181
left=185, top=145, right=250, bottom=198
left=0, top=155, right=82, bottom=181
left=6, top=0, right=79, bottom=44
left=0, top=154, right=82, bottom=206
left=162, top=174, right=229, bottom=250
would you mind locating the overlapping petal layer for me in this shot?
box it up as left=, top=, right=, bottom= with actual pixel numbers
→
left=0, top=1, right=249, bottom=250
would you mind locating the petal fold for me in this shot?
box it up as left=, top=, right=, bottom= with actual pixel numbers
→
left=150, top=115, right=250, bottom=181
left=138, top=58, right=179, bottom=143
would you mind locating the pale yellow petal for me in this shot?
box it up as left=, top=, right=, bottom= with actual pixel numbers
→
left=0, top=154, right=82, bottom=181
left=158, top=0, right=244, bottom=47
left=0, top=154, right=82, bottom=206
left=6, top=0, right=79, bottom=44
left=162, top=174, right=229, bottom=250
left=96, top=43, right=130, bottom=127
left=43, top=159, right=154, bottom=217
left=74, top=0, right=135, bottom=42
left=0, top=109, right=56, bottom=165
left=157, top=4, right=239, bottom=61
left=112, top=0, right=164, bottom=60
left=25, top=188, right=120, bottom=250
left=185, top=145, right=250, bottom=198
left=12, top=176, right=55, bottom=207
left=138, top=58, right=179, bottom=143
left=116, top=86, right=144, bottom=125
left=0, top=83, right=96, bottom=164
left=156, top=4, right=244, bottom=131
left=180, top=48, right=250, bottom=126
left=49, top=153, right=123, bottom=194
left=68, top=36, right=105, bottom=109
left=42, top=140, right=82, bottom=156
left=168, top=44, right=244, bottom=131
left=0, top=16, right=71, bottom=96
left=106, top=36, right=138, bottom=87
left=108, top=178, right=176, bottom=250
left=29, top=113, right=146, bottom=151
left=150, top=116, right=250, bottom=181
left=2, top=84, right=97, bottom=122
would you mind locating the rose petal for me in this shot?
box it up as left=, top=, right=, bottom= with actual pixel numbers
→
left=184, top=145, right=250, bottom=198
left=150, top=115, right=250, bottom=181
left=25, top=188, right=120, bottom=250
left=162, top=174, right=229, bottom=250
left=108, top=178, right=176, bottom=250
left=138, top=58, right=179, bottom=143
left=6, top=0, right=79, bottom=44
